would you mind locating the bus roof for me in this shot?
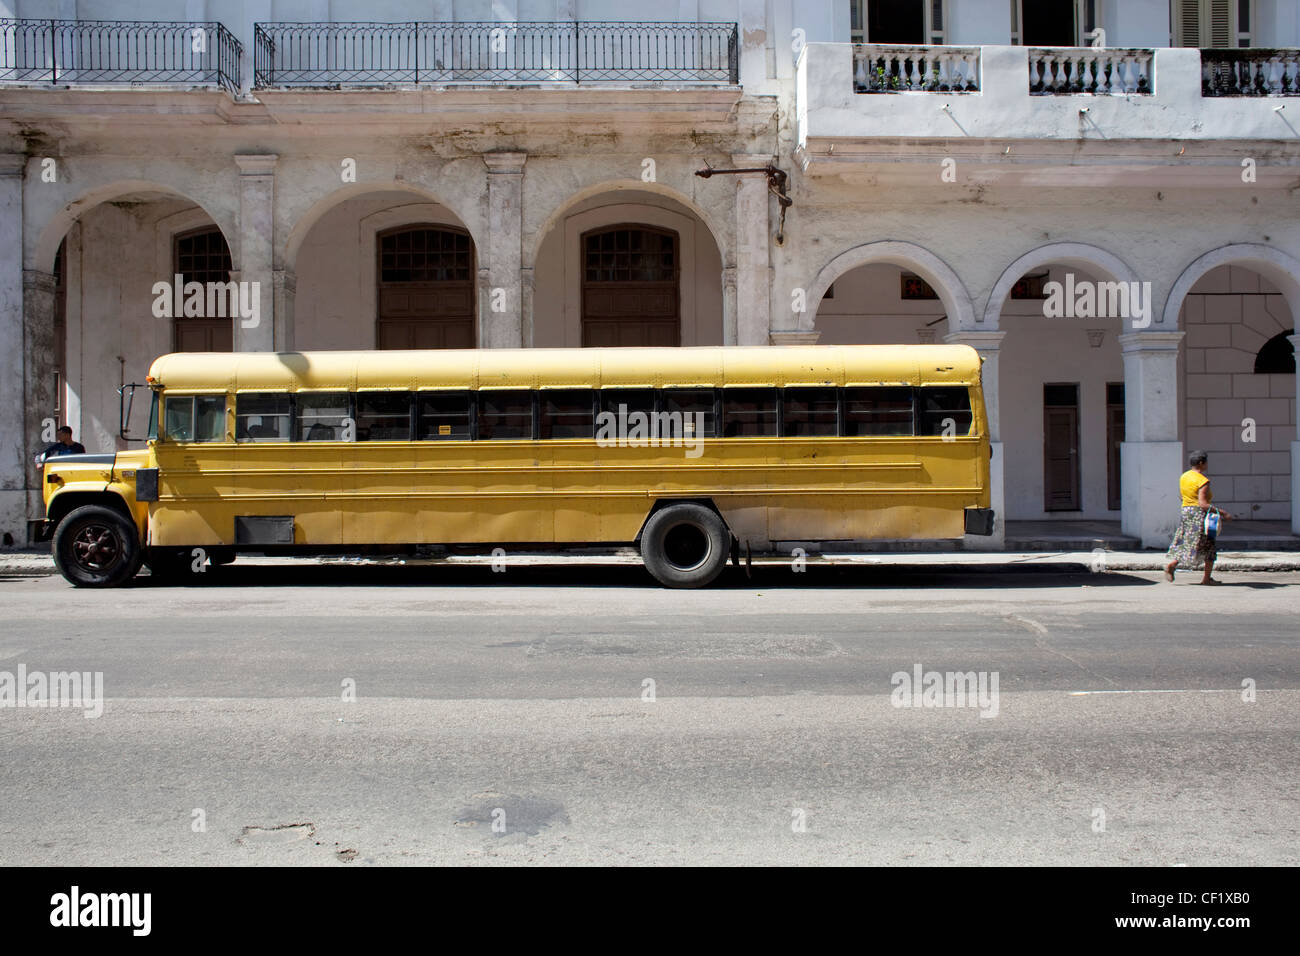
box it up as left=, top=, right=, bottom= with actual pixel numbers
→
left=148, top=345, right=981, bottom=391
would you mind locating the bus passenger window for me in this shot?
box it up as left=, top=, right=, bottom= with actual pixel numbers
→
left=478, top=390, right=533, bottom=440
left=541, top=390, right=595, bottom=439
left=661, top=389, right=716, bottom=438
left=721, top=388, right=778, bottom=437
left=782, top=387, right=837, bottom=437
left=418, top=392, right=471, bottom=440
left=235, top=394, right=291, bottom=442
left=297, top=392, right=349, bottom=441
left=356, top=392, right=411, bottom=441
left=918, top=387, right=973, bottom=436
left=843, top=387, right=914, bottom=437
left=599, top=389, right=655, bottom=421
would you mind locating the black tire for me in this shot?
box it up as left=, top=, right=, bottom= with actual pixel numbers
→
left=640, top=502, right=731, bottom=589
left=52, top=504, right=143, bottom=588
left=144, top=547, right=212, bottom=584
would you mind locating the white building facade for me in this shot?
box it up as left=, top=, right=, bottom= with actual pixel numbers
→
left=1, top=0, right=1297, bottom=549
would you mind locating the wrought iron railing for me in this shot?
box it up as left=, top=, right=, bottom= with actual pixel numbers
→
left=0, top=19, right=242, bottom=92
left=853, top=44, right=980, bottom=93
left=253, top=21, right=739, bottom=86
left=1201, top=49, right=1300, bottom=95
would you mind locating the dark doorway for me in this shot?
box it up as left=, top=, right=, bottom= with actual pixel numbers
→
left=1106, top=382, right=1125, bottom=512
left=867, top=0, right=925, bottom=44
left=1044, top=383, right=1080, bottom=511
left=173, top=227, right=235, bottom=352
left=1022, top=0, right=1077, bottom=47
left=376, top=226, right=476, bottom=350
left=53, top=239, right=66, bottom=417
left=581, top=225, right=680, bottom=347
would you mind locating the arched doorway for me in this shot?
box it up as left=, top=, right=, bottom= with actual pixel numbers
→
left=173, top=226, right=234, bottom=352
left=580, top=224, right=680, bottom=347
left=375, top=225, right=476, bottom=349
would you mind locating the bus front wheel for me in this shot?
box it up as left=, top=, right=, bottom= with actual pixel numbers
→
left=640, top=503, right=730, bottom=589
left=53, top=505, right=143, bottom=588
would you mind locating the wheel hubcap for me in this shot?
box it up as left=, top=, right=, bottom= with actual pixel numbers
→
left=71, top=523, right=122, bottom=572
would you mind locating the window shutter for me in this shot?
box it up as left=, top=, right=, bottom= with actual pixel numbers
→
left=1175, top=0, right=1202, bottom=47
left=1208, top=0, right=1233, bottom=47
left=929, top=0, right=946, bottom=43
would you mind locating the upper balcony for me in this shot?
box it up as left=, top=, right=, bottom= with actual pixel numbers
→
left=797, top=42, right=1300, bottom=186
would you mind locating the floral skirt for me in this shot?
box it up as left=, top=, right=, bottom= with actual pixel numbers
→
left=1166, top=506, right=1216, bottom=570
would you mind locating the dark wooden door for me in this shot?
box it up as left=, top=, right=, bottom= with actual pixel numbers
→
left=581, top=226, right=680, bottom=347
left=1106, top=382, right=1125, bottom=512
left=173, top=227, right=234, bottom=353
left=377, top=226, right=475, bottom=350
left=1044, top=384, right=1080, bottom=511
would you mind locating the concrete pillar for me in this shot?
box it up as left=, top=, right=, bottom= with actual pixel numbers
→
left=520, top=267, right=535, bottom=348
left=0, top=154, right=25, bottom=546
left=273, top=270, right=296, bottom=351
left=483, top=151, right=526, bottom=349
left=946, top=330, right=1006, bottom=550
left=1289, top=334, right=1300, bottom=535
left=722, top=266, right=737, bottom=346
left=732, top=154, right=771, bottom=346
left=22, top=270, right=58, bottom=543
left=1119, top=331, right=1185, bottom=548
left=233, top=154, right=277, bottom=352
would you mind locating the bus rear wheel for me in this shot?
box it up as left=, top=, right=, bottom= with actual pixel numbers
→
left=640, top=503, right=730, bottom=589
left=53, top=505, right=143, bottom=588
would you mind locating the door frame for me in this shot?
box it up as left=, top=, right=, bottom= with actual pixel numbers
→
left=1043, top=382, right=1081, bottom=512
left=374, top=223, right=478, bottom=350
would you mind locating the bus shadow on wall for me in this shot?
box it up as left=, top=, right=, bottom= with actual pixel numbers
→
left=128, top=562, right=1168, bottom=590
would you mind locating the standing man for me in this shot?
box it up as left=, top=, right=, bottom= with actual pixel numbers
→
left=35, top=426, right=87, bottom=466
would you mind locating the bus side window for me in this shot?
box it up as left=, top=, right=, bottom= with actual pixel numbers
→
left=782, top=387, right=837, bottom=437
left=478, top=390, right=533, bottom=440
left=917, top=387, right=973, bottom=436
left=661, top=388, right=716, bottom=438
left=599, top=389, right=655, bottom=422
left=721, top=388, right=778, bottom=437
left=418, top=392, right=472, bottom=440
left=357, top=391, right=412, bottom=441
left=235, top=394, right=291, bottom=442
left=297, top=392, right=350, bottom=441
left=541, top=389, right=595, bottom=439
left=194, top=395, right=226, bottom=442
left=843, top=387, right=914, bottom=437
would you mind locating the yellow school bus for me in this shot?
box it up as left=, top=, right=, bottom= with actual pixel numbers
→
left=41, top=345, right=992, bottom=588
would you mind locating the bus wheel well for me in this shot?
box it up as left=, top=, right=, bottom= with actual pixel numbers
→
left=46, top=492, right=133, bottom=532
left=636, top=498, right=731, bottom=543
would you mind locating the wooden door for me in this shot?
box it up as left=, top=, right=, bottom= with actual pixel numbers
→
left=377, top=226, right=476, bottom=350
left=1044, top=384, right=1080, bottom=511
left=581, top=226, right=680, bottom=348
left=1106, top=382, right=1125, bottom=512
left=173, top=227, right=234, bottom=353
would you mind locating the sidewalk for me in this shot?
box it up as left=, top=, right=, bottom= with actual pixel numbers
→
left=4, top=548, right=1300, bottom=575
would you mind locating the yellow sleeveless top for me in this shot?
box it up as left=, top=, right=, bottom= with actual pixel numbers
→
left=1180, top=470, right=1210, bottom=507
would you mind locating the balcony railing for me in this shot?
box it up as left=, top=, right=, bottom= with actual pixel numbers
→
left=1029, top=48, right=1153, bottom=94
left=853, top=44, right=980, bottom=93
left=0, top=19, right=242, bottom=92
left=253, top=21, right=739, bottom=87
left=1202, top=49, right=1300, bottom=95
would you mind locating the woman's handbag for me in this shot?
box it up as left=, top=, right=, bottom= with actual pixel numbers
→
left=1204, top=508, right=1221, bottom=541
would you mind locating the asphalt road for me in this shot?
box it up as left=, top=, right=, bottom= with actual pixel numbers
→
left=1, top=561, right=1297, bottom=865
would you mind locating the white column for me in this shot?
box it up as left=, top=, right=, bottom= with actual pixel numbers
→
left=732, top=154, right=771, bottom=346
left=1119, top=331, right=1185, bottom=548
left=1289, top=333, right=1300, bottom=535
left=233, top=154, right=277, bottom=352
left=273, top=270, right=296, bottom=351
left=946, top=330, right=1006, bottom=550
left=0, top=154, right=26, bottom=546
left=722, top=265, right=737, bottom=346
left=483, top=151, right=526, bottom=349
left=22, top=270, right=58, bottom=542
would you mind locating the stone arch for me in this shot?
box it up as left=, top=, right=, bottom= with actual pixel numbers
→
left=982, top=242, right=1141, bottom=328
left=282, top=182, right=478, bottom=274
left=1162, top=243, right=1300, bottom=329
left=527, top=178, right=728, bottom=271
left=31, top=179, right=235, bottom=275
left=805, top=241, right=975, bottom=333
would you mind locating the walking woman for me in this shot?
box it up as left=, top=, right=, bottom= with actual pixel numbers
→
left=1164, top=450, right=1232, bottom=585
